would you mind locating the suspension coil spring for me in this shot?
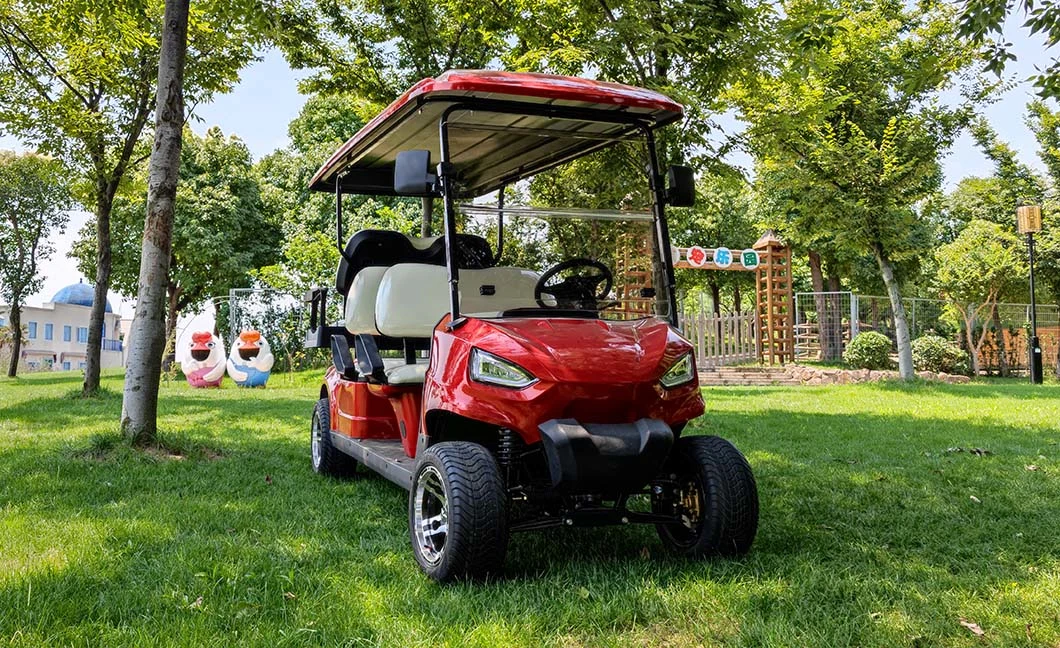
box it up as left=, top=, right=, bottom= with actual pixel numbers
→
left=497, top=428, right=515, bottom=468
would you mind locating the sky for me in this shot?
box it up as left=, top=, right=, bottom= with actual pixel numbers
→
left=5, top=21, right=1060, bottom=316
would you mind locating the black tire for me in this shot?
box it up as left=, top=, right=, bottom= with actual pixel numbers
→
left=311, top=398, right=356, bottom=478
left=409, top=442, right=508, bottom=582
left=655, top=435, right=758, bottom=557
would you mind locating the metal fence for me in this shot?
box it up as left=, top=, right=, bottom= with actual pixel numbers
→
left=795, top=291, right=1060, bottom=373
left=794, top=292, right=856, bottom=362
left=227, top=288, right=331, bottom=373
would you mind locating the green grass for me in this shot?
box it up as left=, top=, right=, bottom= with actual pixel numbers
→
left=1, top=370, right=1059, bottom=647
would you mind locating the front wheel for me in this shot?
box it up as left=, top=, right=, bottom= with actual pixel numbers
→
left=654, top=435, right=758, bottom=557
left=409, top=442, right=508, bottom=582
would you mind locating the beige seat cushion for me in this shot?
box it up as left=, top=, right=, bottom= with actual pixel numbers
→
left=386, top=363, right=428, bottom=384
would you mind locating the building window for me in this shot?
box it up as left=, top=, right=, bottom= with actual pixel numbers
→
left=77, top=327, right=88, bottom=343
left=78, top=362, right=86, bottom=370
left=62, top=361, right=71, bottom=371
left=44, top=323, right=53, bottom=340
left=27, top=322, right=37, bottom=339
left=63, top=326, right=71, bottom=342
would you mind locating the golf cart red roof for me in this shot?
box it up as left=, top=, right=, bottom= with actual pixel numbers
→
left=309, top=70, right=684, bottom=198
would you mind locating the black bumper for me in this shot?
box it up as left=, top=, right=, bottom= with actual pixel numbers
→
left=537, top=418, right=673, bottom=493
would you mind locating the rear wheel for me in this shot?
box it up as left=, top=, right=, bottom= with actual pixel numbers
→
left=409, top=442, right=508, bottom=582
left=655, top=435, right=758, bottom=557
left=311, top=398, right=356, bottom=478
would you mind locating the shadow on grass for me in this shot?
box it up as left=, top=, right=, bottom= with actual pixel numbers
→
left=2, top=380, right=1060, bottom=645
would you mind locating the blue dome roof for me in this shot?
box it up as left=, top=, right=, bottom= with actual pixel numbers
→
left=52, top=283, right=113, bottom=313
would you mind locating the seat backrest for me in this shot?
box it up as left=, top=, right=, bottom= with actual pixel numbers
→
left=335, top=229, right=495, bottom=296
left=344, top=266, right=387, bottom=335
left=375, top=264, right=541, bottom=338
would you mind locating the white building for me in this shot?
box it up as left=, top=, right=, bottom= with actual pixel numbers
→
left=0, top=282, right=124, bottom=371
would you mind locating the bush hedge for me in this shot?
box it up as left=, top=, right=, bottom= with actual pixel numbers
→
left=911, top=335, right=970, bottom=375
left=843, top=331, right=894, bottom=370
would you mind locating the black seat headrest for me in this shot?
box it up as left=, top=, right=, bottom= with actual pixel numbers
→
left=335, top=230, right=495, bottom=296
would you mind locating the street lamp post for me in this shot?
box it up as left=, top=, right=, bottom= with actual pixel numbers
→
left=1017, top=205, right=1043, bottom=384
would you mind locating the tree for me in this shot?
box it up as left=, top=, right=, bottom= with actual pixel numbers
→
left=0, top=151, right=71, bottom=376
left=254, top=93, right=419, bottom=298
left=728, top=0, right=989, bottom=379
left=958, top=0, right=1060, bottom=97
left=73, top=127, right=280, bottom=348
left=941, top=176, right=1012, bottom=240
left=0, top=321, right=27, bottom=371
left=936, top=219, right=1028, bottom=375
left=121, top=0, right=189, bottom=443
left=0, top=0, right=258, bottom=394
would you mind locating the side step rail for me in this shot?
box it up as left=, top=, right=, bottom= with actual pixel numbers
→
left=329, top=434, right=414, bottom=490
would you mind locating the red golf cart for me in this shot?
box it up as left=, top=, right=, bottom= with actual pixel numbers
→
left=304, top=70, right=758, bottom=582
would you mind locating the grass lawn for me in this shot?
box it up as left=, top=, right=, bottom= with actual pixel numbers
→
left=1, top=370, right=1058, bottom=647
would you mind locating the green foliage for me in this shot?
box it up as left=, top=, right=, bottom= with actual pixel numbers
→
left=731, top=0, right=990, bottom=377
left=969, top=119, right=1047, bottom=210
left=71, top=127, right=280, bottom=330
left=0, top=151, right=71, bottom=306
left=278, top=0, right=761, bottom=160
left=0, top=0, right=259, bottom=186
left=843, top=331, right=894, bottom=369
left=958, top=0, right=1060, bottom=97
left=734, top=0, right=988, bottom=288
left=936, top=219, right=1027, bottom=306
left=254, top=94, right=421, bottom=297
left=911, top=334, right=971, bottom=375
left=940, top=176, right=1011, bottom=243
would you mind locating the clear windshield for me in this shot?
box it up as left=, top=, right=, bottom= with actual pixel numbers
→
left=459, top=205, right=669, bottom=322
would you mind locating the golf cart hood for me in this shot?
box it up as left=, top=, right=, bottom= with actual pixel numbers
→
left=472, top=317, right=683, bottom=384
left=423, top=315, right=704, bottom=441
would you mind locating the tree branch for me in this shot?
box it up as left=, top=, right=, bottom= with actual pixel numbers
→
left=598, top=0, right=648, bottom=84
left=7, top=19, right=92, bottom=108
left=0, top=25, right=53, bottom=103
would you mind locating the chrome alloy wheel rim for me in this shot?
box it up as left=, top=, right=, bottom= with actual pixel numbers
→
left=413, top=465, right=448, bottom=564
left=311, top=413, right=323, bottom=469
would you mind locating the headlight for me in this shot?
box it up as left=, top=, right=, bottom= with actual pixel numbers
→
left=469, top=348, right=537, bottom=389
left=660, top=352, right=695, bottom=388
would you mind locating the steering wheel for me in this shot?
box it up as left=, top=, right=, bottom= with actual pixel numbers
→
left=535, top=258, right=614, bottom=309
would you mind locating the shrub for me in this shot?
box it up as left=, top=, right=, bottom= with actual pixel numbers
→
left=843, top=331, right=894, bottom=369
left=911, top=335, right=970, bottom=375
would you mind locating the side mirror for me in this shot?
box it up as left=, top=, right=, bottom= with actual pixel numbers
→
left=394, top=150, right=436, bottom=195
left=665, top=165, right=695, bottom=207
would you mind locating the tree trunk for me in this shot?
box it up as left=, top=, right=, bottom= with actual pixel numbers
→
left=82, top=183, right=113, bottom=395
left=874, top=247, right=913, bottom=380
left=990, top=304, right=1007, bottom=377
left=120, top=0, right=190, bottom=444
left=7, top=304, right=21, bottom=377
left=165, top=284, right=180, bottom=351
left=964, top=311, right=981, bottom=377
left=1055, top=304, right=1060, bottom=378
left=808, top=250, right=833, bottom=361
